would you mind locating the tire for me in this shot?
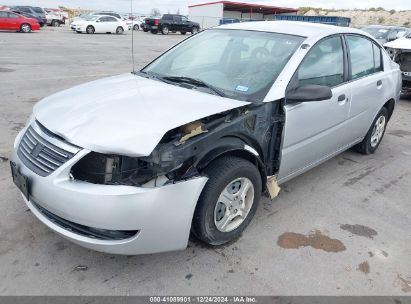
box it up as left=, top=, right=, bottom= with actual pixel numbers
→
left=191, top=27, right=199, bottom=34
left=133, top=24, right=139, bottom=31
left=150, top=29, right=158, bottom=34
left=192, top=156, right=262, bottom=246
left=20, top=23, right=31, bottom=33
left=86, top=25, right=95, bottom=34
left=143, top=28, right=149, bottom=32
left=180, top=31, right=186, bottom=35
left=161, top=26, right=169, bottom=35
left=355, top=107, right=388, bottom=154
left=51, top=20, right=60, bottom=27
left=116, top=26, right=124, bottom=34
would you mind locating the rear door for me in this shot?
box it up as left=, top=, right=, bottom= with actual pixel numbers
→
left=344, top=34, right=388, bottom=142
left=6, top=12, right=21, bottom=30
left=172, top=15, right=181, bottom=31
left=278, top=35, right=351, bottom=182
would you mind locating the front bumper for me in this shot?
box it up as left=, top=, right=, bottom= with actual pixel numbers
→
left=11, top=124, right=208, bottom=254
left=402, top=72, right=411, bottom=93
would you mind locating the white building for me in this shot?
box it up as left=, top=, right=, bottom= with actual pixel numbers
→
left=188, top=1, right=298, bottom=29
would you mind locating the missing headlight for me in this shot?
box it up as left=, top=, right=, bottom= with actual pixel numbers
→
left=71, top=152, right=159, bottom=186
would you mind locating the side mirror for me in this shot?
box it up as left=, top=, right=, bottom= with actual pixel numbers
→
left=286, top=84, right=333, bottom=103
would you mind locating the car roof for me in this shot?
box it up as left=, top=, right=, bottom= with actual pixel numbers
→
left=218, top=21, right=369, bottom=38
left=361, top=25, right=407, bottom=29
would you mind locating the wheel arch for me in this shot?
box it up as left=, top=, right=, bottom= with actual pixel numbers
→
left=195, top=137, right=267, bottom=191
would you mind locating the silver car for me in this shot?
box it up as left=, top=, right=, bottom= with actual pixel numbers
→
left=10, top=21, right=402, bottom=254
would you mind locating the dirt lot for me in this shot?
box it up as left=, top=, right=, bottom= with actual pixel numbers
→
left=0, top=26, right=411, bottom=296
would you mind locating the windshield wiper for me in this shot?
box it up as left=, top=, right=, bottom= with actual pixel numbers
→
left=161, top=76, right=226, bottom=97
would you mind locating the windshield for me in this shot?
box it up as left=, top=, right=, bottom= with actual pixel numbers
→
left=142, top=29, right=305, bottom=102
left=361, top=27, right=389, bottom=39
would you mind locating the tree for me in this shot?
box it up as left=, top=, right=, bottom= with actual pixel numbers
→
left=150, top=8, right=161, bottom=17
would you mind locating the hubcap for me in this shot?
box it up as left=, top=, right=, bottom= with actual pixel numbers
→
left=370, top=115, right=386, bottom=148
left=22, top=25, right=29, bottom=32
left=163, top=27, right=169, bottom=34
left=118, top=28, right=123, bottom=33
left=214, top=177, right=255, bottom=233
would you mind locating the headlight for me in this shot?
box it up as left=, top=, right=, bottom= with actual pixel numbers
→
left=70, top=152, right=168, bottom=186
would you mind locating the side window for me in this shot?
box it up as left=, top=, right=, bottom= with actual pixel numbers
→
left=8, top=13, right=19, bottom=18
left=0, top=11, right=8, bottom=18
left=106, top=17, right=116, bottom=22
left=346, top=35, right=375, bottom=80
left=298, top=36, right=345, bottom=87
left=173, top=16, right=181, bottom=22
left=373, top=43, right=383, bottom=72
left=181, top=16, right=188, bottom=22
left=99, top=17, right=108, bottom=22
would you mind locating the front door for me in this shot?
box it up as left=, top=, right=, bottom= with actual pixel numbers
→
left=278, top=35, right=351, bottom=183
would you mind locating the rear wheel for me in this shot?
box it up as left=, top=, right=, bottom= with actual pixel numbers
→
left=180, top=31, right=186, bottom=35
left=191, top=27, right=199, bottom=34
left=133, top=24, right=139, bottom=31
left=116, top=26, right=124, bottom=34
left=355, top=107, right=388, bottom=154
left=161, top=26, right=169, bottom=35
left=150, top=29, right=158, bottom=34
left=86, top=25, right=95, bottom=34
left=143, top=28, right=149, bottom=32
left=20, top=23, right=31, bottom=33
left=192, top=156, right=262, bottom=245
left=51, top=20, right=60, bottom=27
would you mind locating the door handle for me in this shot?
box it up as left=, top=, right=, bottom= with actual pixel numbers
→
left=377, top=80, right=382, bottom=86
left=337, top=94, right=346, bottom=102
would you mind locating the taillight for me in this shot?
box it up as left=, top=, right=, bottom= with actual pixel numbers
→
left=154, top=19, right=159, bottom=26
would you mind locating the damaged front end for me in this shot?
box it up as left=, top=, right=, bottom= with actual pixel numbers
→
left=386, top=47, right=411, bottom=94
left=70, top=101, right=285, bottom=194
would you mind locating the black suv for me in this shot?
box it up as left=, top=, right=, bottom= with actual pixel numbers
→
left=144, top=14, right=200, bottom=35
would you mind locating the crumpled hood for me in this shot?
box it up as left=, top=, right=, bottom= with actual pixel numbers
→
left=384, top=38, right=411, bottom=50
left=34, top=73, right=248, bottom=157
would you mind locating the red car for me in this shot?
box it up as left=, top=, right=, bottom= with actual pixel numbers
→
left=0, top=10, right=40, bottom=32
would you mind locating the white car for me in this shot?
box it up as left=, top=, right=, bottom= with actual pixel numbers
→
left=384, top=32, right=411, bottom=94
left=11, top=21, right=401, bottom=255
left=75, top=15, right=128, bottom=34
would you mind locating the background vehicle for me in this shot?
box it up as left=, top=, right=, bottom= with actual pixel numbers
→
left=75, top=15, right=128, bottom=34
left=144, top=14, right=200, bottom=35
left=274, top=15, right=351, bottom=26
left=12, top=10, right=44, bottom=27
left=361, top=25, right=409, bottom=44
left=11, top=6, right=46, bottom=27
left=70, top=11, right=123, bottom=30
left=44, top=9, right=64, bottom=27
left=0, top=10, right=40, bottom=32
left=385, top=32, right=411, bottom=94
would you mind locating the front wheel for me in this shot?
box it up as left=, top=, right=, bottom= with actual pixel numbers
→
left=150, top=29, right=158, bottom=34
left=355, top=107, right=388, bottom=154
left=180, top=31, right=186, bottom=35
left=51, top=20, right=60, bottom=27
left=86, top=25, right=95, bottom=34
left=133, top=24, right=139, bottom=31
left=143, top=28, right=149, bottom=32
left=192, top=156, right=262, bottom=246
left=116, top=26, right=124, bottom=34
left=20, top=23, right=31, bottom=33
left=191, top=27, right=199, bottom=34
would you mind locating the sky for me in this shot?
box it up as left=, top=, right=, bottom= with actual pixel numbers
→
left=1, top=0, right=411, bottom=14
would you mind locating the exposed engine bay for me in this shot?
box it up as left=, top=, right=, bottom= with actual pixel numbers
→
left=71, top=101, right=285, bottom=191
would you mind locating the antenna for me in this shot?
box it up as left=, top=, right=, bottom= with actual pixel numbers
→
left=131, top=0, right=135, bottom=73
